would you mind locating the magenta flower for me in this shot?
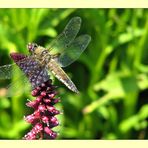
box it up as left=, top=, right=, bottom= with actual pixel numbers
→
left=23, top=79, right=60, bottom=140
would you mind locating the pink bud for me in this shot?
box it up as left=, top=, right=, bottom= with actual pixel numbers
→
left=43, top=98, right=51, bottom=104
left=50, top=116, right=57, bottom=123
left=44, top=127, right=57, bottom=139
left=33, top=110, right=40, bottom=118
left=50, top=131, right=57, bottom=139
left=46, top=106, right=55, bottom=112
left=26, top=98, right=41, bottom=108
left=36, top=86, right=41, bottom=91
left=34, top=123, right=43, bottom=133
left=41, top=83, right=46, bottom=87
left=50, top=117, right=59, bottom=127
left=48, top=93, right=56, bottom=98
left=41, top=91, right=47, bottom=97
left=24, top=131, right=36, bottom=140
left=38, top=104, right=46, bottom=112
left=51, top=98, right=60, bottom=104
left=36, top=96, right=43, bottom=102
left=44, top=126, right=52, bottom=135
left=31, top=89, right=39, bottom=96
left=42, top=116, right=49, bottom=124
left=46, top=106, right=60, bottom=115
left=25, top=114, right=35, bottom=123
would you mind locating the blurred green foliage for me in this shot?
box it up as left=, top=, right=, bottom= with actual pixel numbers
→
left=0, top=9, right=148, bottom=139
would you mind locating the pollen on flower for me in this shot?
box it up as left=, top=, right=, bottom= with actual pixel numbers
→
left=23, top=79, right=60, bottom=140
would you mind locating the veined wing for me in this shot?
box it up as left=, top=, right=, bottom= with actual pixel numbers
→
left=48, top=17, right=81, bottom=54
left=0, top=63, right=17, bottom=80
left=0, top=53, right=49, bottom=86
left=54, top=34, right=91, bottom=67
left=0, top=61, right=32, bottom=97
left=0, top=71, right=32, bottom=98
left=5, top=73, right=31, bottom=97
left=4, top=70, right=48, bottom=98
left=10, top=53, right=49, bottom=89
left=0, top=53, right=31, bottom=80
left=1, top=65, right=49, bottom=97
left=0, top=53, right=50, bottom=97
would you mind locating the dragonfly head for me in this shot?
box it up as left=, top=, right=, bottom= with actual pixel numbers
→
left=27, top=43, right=38, bottom=54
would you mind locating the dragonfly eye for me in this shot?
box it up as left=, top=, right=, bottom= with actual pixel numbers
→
left=27, top=43, right=38, bottom=53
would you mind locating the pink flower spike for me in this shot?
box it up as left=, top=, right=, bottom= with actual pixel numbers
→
left=22, top=79, right=61, bottom=139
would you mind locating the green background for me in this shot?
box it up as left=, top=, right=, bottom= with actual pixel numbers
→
left=0, top=9, right=147, bottom=139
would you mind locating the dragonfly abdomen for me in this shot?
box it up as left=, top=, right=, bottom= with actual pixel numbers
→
left=48, top=59, right=79, bottom=93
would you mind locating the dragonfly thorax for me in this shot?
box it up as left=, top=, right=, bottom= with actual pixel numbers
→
left=27, top=43, right=51, bottom=62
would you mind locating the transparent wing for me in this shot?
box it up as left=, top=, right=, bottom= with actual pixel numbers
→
left=6, top=73, right=32, bottom=97
left=54, top=34, right=91, bottom=67
left=2, top=66, right=49, bottom=98
left=0, top=63, right=18, bottom=80
left=0, top=63, right=32, bottom=97
left=10, top=53, right=50, bottom=89
left=0, top=54, right=50, bottom=97
left=0, top=54, right=33, bottom=80
left=48, top=17, right=81, bottom=54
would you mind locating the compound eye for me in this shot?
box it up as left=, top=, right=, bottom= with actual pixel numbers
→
left=27, top=43, right=38, bottom=53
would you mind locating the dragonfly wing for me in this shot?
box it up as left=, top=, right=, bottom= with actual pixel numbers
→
left=48, top=17, right=81, bottom=54
left=0, top=53, right=50, bottom=97
left=0, top=53, right=34, bottom=80
left=6, top=73, right=32, bottom=97
left=55, top=34, right=91, bottom=67
left=3, top=66, right=49, bottom=98
left=0, top=63, right=19, bottom=80
left=10, top=53, right=49, bottom=89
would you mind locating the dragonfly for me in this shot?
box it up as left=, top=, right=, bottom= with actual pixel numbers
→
left=0, top=17, right=91, bottom=96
